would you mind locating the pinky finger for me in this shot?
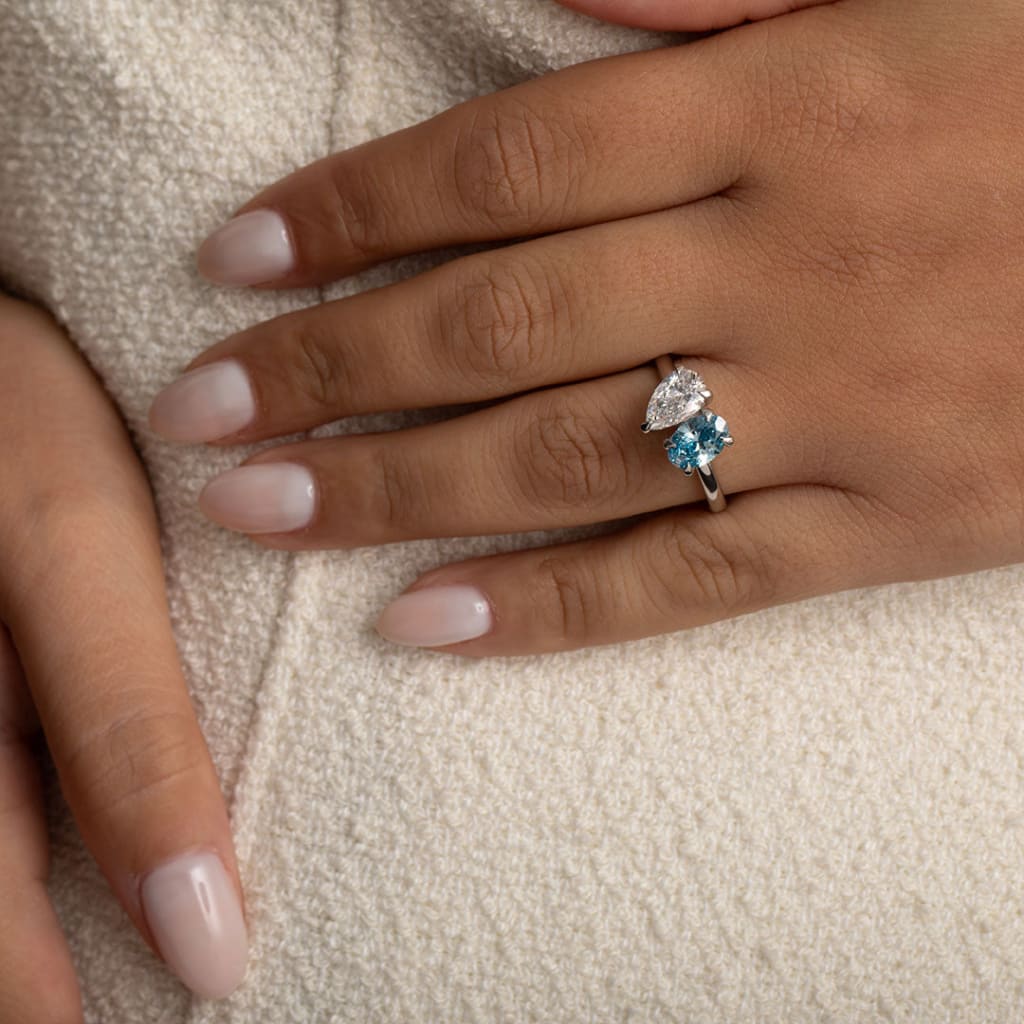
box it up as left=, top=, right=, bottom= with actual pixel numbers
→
left=0, top=625, right=83, bottom=1024
left=375, top=486, right=893, bottom=656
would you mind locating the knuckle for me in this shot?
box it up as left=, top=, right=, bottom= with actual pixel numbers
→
left=451, top=95, right=586, bottom=230
left=369, top=444, right=419, bottom=540
left=283, top=319, right=349, bottom=411
left=803, top=61, right=887, bottom=151
left=656, top=518, right=771, bottom=615
left=518, top=396, right=631, bottom=510
left=327, top=158, right=395, bottom=262
left=757, top=19, right=907, bottom=157
left=447, top=255, right=566, bottom=386
left=64, top=703, right=203, bottom=820
left=789, top=220, right=909, bottom=294
left=536, top=555, right=595, bottom=647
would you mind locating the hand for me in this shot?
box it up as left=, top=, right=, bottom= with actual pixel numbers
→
left=0, top=295, right=247, bottom=1022
left=149, top=0, right=1024, bottom=656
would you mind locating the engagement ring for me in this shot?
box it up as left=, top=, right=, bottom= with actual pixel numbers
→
left=642, top=354, right=732, bottom=513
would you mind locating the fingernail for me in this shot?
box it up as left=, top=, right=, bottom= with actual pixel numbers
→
left=375, top=584, right=493, bottom=648
left=140, top=851, right=248, bottom=1000
left=149, top=360, right=256, bottom=443
left=197, top=209, right=294, bottom=286
left=199, top=462, right=316, bottom=534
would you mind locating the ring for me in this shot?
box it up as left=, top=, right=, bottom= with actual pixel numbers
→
left=642, top=354, right=733, bottom=513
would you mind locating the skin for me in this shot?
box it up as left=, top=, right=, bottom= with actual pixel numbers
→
left=4, top=0, right=1024, bottom=1016
left=171, top=0, right=1024, bottom=658
left=0, top=295, right=243, bottom=1021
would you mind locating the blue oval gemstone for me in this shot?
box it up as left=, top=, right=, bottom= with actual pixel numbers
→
left=666, top=411, right=729, bottom=471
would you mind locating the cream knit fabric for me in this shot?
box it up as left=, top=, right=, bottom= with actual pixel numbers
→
left=2, top=2, right=1023, bottom=1021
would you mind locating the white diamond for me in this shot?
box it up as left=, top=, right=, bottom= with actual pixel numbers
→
left=643, top=369, right=706, bottom=431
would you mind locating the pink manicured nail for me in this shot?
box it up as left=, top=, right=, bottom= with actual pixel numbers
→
left=375, top=585, right=493, bottom=648
left=140, top=851, right=248, bottom=1000
left=149, top=360, right=256, bottom=443
left=200, top=463, right=316, bottom=534
left=197, top=209, right=294, bottom=286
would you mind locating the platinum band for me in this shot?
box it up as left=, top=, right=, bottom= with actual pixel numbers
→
left=695, top=462, right=727, bottom=514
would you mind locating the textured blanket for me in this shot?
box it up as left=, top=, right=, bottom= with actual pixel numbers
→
left=1, top=1, right=1022, bottom=1021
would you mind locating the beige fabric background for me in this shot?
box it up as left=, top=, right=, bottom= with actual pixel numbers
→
left=2, top=2, right=1023, bottom=1021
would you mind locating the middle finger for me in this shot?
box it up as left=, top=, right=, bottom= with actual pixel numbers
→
left=150, top=200, right=753, bottom=444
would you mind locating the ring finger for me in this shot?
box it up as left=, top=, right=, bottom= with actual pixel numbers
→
left=195, top=358, right=810, bottom=548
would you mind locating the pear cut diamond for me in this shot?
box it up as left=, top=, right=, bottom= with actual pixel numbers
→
left=643, top=368, right=707, bottom=431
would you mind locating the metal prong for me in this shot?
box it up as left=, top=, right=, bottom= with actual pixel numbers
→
left=683, top=467, right=693, bottom=476
left=641, top=422, right=651, bottom=433
left=701, top=389, right=713, bottom=400
left=723, top=435, right=735, bottom=446
left=663, top=438, right=673, bottom=450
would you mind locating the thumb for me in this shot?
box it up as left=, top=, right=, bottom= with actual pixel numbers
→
left=553, top=0, right=832, bottom=31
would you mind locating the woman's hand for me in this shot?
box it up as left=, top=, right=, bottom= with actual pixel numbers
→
left=0, top=295, right=247, bottom=1022
left=149, top=0, right=1024, bottom=655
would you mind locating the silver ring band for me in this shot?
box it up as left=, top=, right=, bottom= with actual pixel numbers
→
left=643, top=354, right=732, bottom=513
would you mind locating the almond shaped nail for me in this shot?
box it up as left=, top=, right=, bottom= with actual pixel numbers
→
left=375, top=585, right=494, bottom=647
left=140, top=851, right=248, bottom=1000
left=149, top=360, right=256, bottom=443
left=197, top=209, right=294, bottom=286
left=199, top=462, right=316, bottom=534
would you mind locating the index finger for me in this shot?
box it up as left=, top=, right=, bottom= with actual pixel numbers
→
left=197, top=36, right=761, bottom=288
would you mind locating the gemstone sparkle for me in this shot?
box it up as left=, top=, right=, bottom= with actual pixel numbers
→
left=643, top=368, right=707, bottom=431
left=666, top=410, right=730, bottom=471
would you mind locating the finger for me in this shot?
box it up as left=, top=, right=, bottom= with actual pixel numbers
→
left=195, top=38, right=762, bottom=288
left=374, top=484, right=884, bottom=654
left=0, top=626, right=84, bottom=1023
left=554, top=0, right=832, bottom=32
left=0, top=298, right=247, bottom=1000
left=193, top=362, right=802, bottom=549
left=152, top=200, right=750, bottom=444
